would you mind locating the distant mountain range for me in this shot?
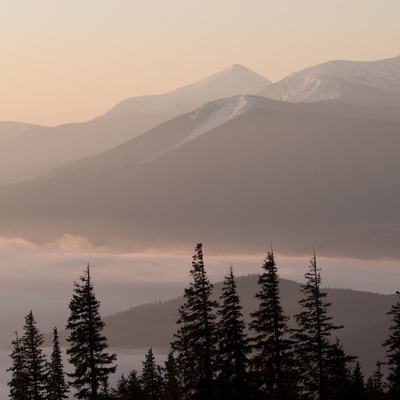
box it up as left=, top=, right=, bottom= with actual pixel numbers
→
left=0, top=55, right=399, bottom=259
left=52, top=274, right=396, bottom=377
left=0, top=65, right=270, bottom=186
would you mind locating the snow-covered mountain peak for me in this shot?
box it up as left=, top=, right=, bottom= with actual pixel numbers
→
left=260, top=55, right=400, bottom=103
left=100, top=65, right=271, bottom=119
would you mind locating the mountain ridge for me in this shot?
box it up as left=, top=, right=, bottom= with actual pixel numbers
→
left=260, top=54, right=400, bottom=102
left=99, top=64, right=271, bottom=119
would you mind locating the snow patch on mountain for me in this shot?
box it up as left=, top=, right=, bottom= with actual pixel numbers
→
left=183, top=95, right=256, bottom=144
left=139, top=95, right=258, bottom=164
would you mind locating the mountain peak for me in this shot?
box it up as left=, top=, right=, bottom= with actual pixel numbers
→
left=101, top=65, right=271, bottom=119
left=225, top=63, right=255, bottom=73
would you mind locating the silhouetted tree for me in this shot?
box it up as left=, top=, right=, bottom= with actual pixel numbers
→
left=66, top=263, right=117, bottom=399
left=141, top=348, right=164, bottom=400
left=163, top=351, right=183, bottom=400
left=112, top=370, right=144, bottom=400
left=111, top=374, right=130, bottom=399
left=293, top=252, right=344, bottom=400
left=7, top=330, right=29, bottom=400
left=249, top=251, right=296, bottom=399
left=172, top=243, right=219, bottom=400
left=20, top=311, right=48, bottom=400
left=47, top=327, right=69, bottom=400
left=216, top=266, right=250, bottom=400
left=383, top=290, right=400, bottom=399
left=349, top=361, right=367, bottom=400
left=366, top=361, right=386, bottom=400
left=128, top=370, right=144, bottom=400
left=325, top=339, right=354, bottom=400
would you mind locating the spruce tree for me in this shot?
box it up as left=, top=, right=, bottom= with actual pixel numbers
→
left=141, top=348, right=164, bottom=400
left=111, top=374, right=130, bottom=399
left=20, top=311, right=48, bottom=400
left=366, top=361, right=386, bottom=400
left=163, top=351, right=183, bottom=400
left=325, top=339, right=353, bottom=400
left=249, top=251, right=296, bottom=399
left=127, top=370, right=144, bottom=400
left=112, top=371, right=144, bottom=400
left=47, top=327, right=69, bottom=400
left=7, top=331, right=29, bottom=400
left=66, top=263, right=117, bottom=399
left=172, top=243, right=219, bottom=400
left=383, top=290, right=400, bottom=399
left=293, top=252, right=344, bottom=400
left=350, top=361, right=367, bottom=400
left=216, top=266, right=250, bottom=400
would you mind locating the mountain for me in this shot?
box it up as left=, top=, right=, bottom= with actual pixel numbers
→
left=48, top=95, right=272, bottom=174
left=0, top=65, right=271, bottom=186
left=0, top=121, right=39, bottom=145
left=100, top=64, right=272, bottom=119
left=260, top=55, right=400, bottom=102
left=1, top=94, right=400, bottom=259
left=52, top=274, right=396, bottom=377
left=0, top=115, right=168, bottom=185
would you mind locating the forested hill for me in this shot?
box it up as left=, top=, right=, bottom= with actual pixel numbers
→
left=53, top=274, right=396, bottom=376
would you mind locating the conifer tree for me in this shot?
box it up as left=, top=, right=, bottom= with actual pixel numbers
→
left=325, top=339, right=353, bottom=400
left=216, top=266, right=250, bottom=400
left=20, top=311, right=48, bottom=400
left=141, top=348, right=164, bottom=400
left=349, top=361, right=367, bottom=400
left=366, top=361, right=386, bottom=400
left=111, top=374, right=130, bottom=399
left=7, top=330, right=29, bottom=400
left=293, top=252, right=344, bottom=400
left=163, top=351, right=183, bottom=400
left=249, top=251, right=296, bottom=399
left=127, top=370, right=144, bottom=400
left=112, top=371, right=144, bottom=400
left=47, top=327, right=69, bottom=400
left=66, top=263, right=117, bottom=399
left=172, top=243, right=219, bottom=400
left=383, top=290, right=400, bottom=399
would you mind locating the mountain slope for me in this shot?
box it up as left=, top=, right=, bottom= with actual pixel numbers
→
left=1, top=96, right=399, bottom=258
left=48, top=95, right=276, bottom=174
left=0, top=115, right=167, bottom=185
left=0, top=121, right=40, bottom=145
left=100, top=64, right=271, bottom=119
left=260, top=55, right=400, bottom=102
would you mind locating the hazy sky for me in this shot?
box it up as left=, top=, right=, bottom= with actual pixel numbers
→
left=1, top=0, right=399, bottom=126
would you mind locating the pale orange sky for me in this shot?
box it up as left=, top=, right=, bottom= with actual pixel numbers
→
left=1, top=0, right=399, bottom=126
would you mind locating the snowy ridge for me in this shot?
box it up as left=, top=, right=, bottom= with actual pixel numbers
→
left=184, top=95, right=256, bottom=144
left=261, top=55, right=400, bottom=102
left=139, top=95, right=259, bottom=164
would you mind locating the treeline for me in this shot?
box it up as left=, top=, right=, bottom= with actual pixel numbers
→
left=7, top=244, right=400, bottom=400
